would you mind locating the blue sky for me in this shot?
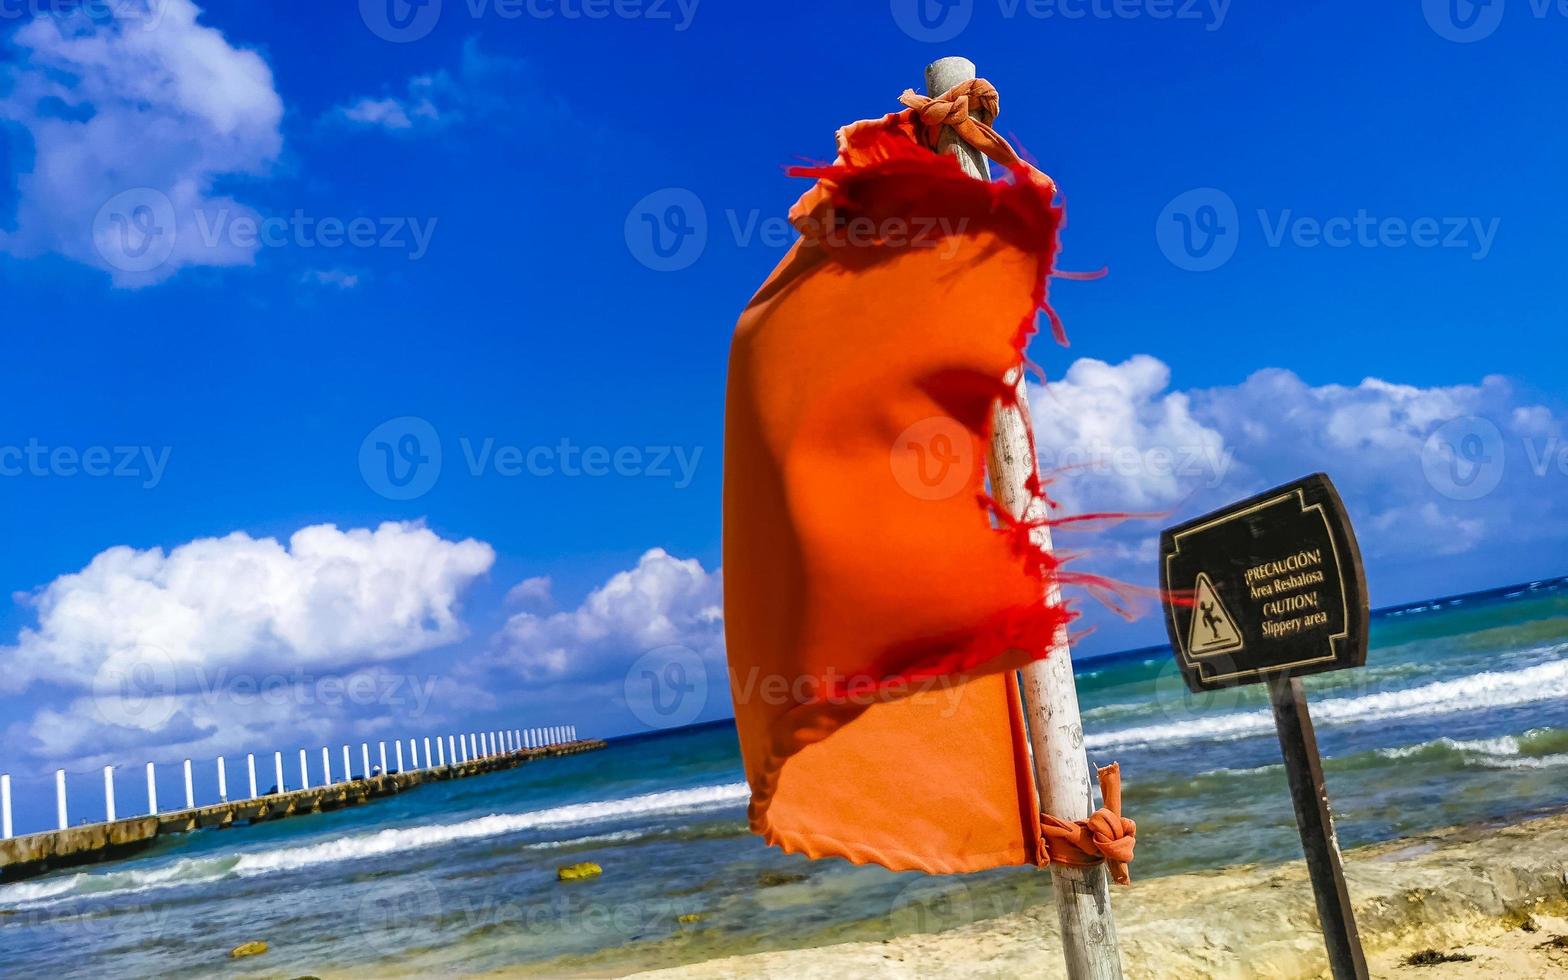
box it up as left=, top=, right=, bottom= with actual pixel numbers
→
left=1, top=0, right=1566, bottom=823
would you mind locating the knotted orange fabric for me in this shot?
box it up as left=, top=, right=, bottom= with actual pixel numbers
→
left=723, top=83, right=1134, bottom=877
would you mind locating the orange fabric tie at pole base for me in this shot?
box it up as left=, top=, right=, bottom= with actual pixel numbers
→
left=722, top=84, right=1135, bottom=879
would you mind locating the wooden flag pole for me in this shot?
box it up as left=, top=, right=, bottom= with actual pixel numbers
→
left=925, top=56, right=1125, bottom=980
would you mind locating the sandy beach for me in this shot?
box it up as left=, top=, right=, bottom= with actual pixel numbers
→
left=620, top=811, right=1568, bottom=980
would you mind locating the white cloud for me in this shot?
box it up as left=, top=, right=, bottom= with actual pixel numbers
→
left=1, top=521, right=495, bottom=694
left=1030, top=356, right=1566, bottom=583
left=490, top=549, right=723, bottom=686
left=0, top=0, right=284, bottom=285
left=327, top=38, right=527, bottom=136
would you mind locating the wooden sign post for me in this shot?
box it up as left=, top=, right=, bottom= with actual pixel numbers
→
left=926, top=56, right=1125, bottom=980
left=1159, top=473, right=1370, bottom=980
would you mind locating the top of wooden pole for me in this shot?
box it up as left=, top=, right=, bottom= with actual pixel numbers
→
left=924, top=57, right=990, bottom=182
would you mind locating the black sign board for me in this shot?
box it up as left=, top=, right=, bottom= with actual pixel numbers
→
left=1159, top=472, right=1367, bottom=693
left=1158, top=473, right=1371, bottom=980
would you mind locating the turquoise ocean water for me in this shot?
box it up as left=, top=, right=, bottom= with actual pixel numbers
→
left=2, top=578, right=1566, bottom=977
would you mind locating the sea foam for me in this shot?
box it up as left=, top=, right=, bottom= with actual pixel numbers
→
left=1086, top=653, right=1568, bottom=752
left=0, top=781, right=750, bottom=910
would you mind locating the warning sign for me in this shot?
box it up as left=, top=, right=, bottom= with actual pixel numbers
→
left=1159, top=473, right=1368, bottom=692
left=1188, top=572, right=1244, bottom=656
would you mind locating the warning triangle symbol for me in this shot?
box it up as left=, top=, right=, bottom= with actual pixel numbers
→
left=1189, top=573, right=1244, bottom=656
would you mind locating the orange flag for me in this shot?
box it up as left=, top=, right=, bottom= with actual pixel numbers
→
left=723, top=83, right=1133, bottom=876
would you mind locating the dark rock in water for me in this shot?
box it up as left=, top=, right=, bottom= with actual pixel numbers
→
left=756, top=870, right=807, bottom=888
left=557, top=861, right=603, bottom=882
left=230, top=941, right=269, bottom=959
left=1404, top=948, right=1474, bottom=966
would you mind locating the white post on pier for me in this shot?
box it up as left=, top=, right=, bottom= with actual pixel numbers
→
left=395, top=740, right=405, bottom=774
left=924, top=55, right=1124, bottom=980
left=183, top=758, right=195, bottom=809
left=448, top=734, right=456, bottom=764
left=247, top=753, right=258, bottom=799
left=2, top=772, right=12, bottom=839
left=322, top=746, right=332, bottom=785
left=525, top=728, right=534, bottom=749
left=438, top=736, right=447, bottom=766
left=459, top=734, right=469, bottom=764
left=274, top=751, right=285, bottom=794
left=424, top=737, right=433, bottom=769
left=343, top=745, right=352, bottom=784
left=55, top=769, right=67, bottom=829
left=103, top=765, right=116, bottom=822
left=378, top=741, right=388, bottom=775
left=362, top=743, right=371, bottom=780
left=218, top=756, right=228, bottom=802
left=299, top=748, right=310, bottom=790
left=408, top=738, right=418, bottom=769
left=146, top=762, right=158, bottom=815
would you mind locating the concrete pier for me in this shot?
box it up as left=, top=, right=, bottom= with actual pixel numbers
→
left=0, top=739, right=605, bottom=883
